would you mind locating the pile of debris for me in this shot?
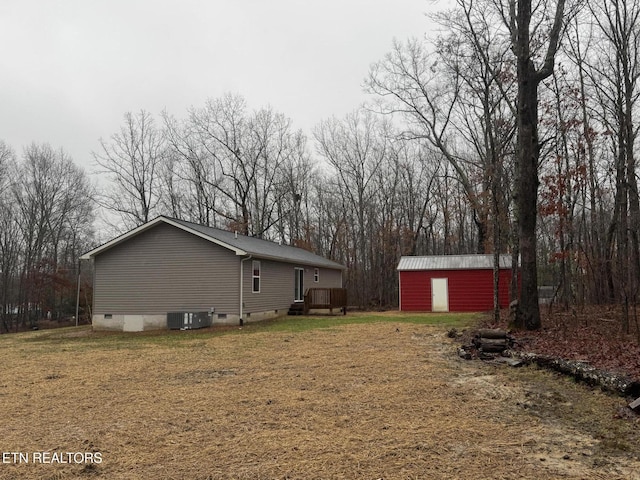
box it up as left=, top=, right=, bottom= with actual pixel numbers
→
left=455, top=327, right=640, bottom=414
left=457, top=328, right=514, bottom=360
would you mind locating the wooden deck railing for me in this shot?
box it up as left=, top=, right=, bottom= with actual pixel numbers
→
left=304, top=288, right=347, bottom=315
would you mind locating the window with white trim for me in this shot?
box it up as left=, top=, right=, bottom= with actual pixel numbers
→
left=314, top=268, right=319, bottom=282
left=252, top=260, right=261, bottom=293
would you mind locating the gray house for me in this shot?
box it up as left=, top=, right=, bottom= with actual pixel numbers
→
left=81, top=216, right=346, bottom=331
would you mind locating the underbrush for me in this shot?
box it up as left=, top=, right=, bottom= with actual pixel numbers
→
left=483, top=305, right=640, bottom=381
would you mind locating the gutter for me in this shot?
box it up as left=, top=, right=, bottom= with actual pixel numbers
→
left=239, top=255, right=253, bottom=326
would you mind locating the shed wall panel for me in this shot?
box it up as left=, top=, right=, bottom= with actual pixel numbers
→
left=399, top=269, right=514, bottom=312
left=399, top=271, right=431, bottom=311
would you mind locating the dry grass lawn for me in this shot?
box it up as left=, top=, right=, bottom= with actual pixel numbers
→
left=1, top=312, right=639, bottom=479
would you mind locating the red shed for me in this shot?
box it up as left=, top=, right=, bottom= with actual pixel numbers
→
left=397, top=254, right=516, bottom=312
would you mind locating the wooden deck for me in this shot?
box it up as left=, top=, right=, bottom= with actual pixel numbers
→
left=303, top=288, right=347, bottom=315
left=288, top=288, right=348, bottom=315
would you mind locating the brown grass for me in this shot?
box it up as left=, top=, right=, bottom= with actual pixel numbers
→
left=1, top=318, right=639, bottom=479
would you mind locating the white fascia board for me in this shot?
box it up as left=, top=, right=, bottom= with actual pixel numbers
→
left=79, top=217, right=166, bottom=259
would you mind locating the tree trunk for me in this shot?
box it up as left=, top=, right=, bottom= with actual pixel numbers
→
left=515, top=56, right=542, bottom=330
left=510, top=0, right=565, bottom=329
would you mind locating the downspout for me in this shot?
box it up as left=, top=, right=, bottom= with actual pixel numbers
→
left=239, top=255, right=252, bottom=326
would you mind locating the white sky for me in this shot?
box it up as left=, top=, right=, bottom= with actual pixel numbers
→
left=0, top=0, right=440, bottom=170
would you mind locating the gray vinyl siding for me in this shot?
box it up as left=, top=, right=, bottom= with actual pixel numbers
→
left=309, top=267, right=342, bottom=289
left=94, top=223, right=240, bottom=315
left=242, top=261, right=343, bottom=313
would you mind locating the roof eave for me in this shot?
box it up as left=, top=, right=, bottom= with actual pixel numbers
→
left=246, top=251, right=346, bottom=270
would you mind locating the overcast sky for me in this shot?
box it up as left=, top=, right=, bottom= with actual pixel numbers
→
left=0, top=1, right=440, bottom=170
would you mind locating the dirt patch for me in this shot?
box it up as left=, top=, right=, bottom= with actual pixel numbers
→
left=0, top=321, right=639, bottom=479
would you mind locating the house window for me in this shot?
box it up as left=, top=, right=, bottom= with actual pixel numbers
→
left=314, top=268, right=319, bottom=282
left=252, top=260, right=261, bottom=293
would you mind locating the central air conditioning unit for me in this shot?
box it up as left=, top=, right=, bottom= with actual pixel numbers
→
left=167, top=311, right=212, bottom=330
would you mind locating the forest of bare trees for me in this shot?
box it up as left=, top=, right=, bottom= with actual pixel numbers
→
left=0, top=141, right=94, bottom=330
left=2, top=0, right=640, bottom=333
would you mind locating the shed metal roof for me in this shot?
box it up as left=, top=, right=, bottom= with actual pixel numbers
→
left=81, top=216, right=346, bottom=270
left=397, top=254, right=514, bottom=271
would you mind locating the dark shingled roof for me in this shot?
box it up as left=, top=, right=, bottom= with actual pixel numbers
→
left=169, top=217, right=345, bottom=269
left=82, top=216, right=346, bottom=270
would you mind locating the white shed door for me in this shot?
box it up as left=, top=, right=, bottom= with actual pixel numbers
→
left=431, top=278, right=449, bottom=312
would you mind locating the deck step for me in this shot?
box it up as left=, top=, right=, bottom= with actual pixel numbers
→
left=287, top=303, right=305, bottom=316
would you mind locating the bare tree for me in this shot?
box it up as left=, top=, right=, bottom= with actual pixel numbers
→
left=367, top=0, right=517, bottom=318
left=161, top=111, right=221, bottom=226
left=12, top=143, right=94, bottom=327
left=563, top=14, right=612, bottom=305
left=0, top=140, right=12, bottom=188
left=274, top=130, right=315, bottom=246
left=314, top=108, right=389, bottom=307
left=587, top=0, right=640, bottom=331
left=366, top=10, right=516, bottom=257
left=187, top=94, right=299, bottom=238
left=436, top=0, right=518, bottom=320
left=366, top=38, right=492, bottom=246
left=0, top=141, right=18, bottom=331
left=93, top=110, right=163, bottom=230
left=394, top=142, right=442, bottom=256
left=498, top=0, right=567, bottom=330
